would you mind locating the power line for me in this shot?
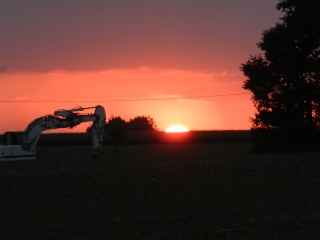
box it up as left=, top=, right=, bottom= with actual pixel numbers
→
left=0, top=92, right=250, bottom=103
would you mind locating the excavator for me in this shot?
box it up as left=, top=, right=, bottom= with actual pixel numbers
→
left=0, top=105, right=106, bottom=161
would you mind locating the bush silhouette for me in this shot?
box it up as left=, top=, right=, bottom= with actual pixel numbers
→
left=128, top=115, right=157, bottom=131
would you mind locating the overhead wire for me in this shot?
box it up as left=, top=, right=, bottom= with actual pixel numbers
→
left=0, top=92, right=250, bottom=103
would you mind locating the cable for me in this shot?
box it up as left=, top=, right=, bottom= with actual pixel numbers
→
left=0, top=92, right=250, bottom=103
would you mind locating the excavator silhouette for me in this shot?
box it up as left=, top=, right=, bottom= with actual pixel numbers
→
left=0, top=105, right=106, bottom=161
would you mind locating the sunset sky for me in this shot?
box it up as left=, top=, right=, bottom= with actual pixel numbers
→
left=0, top=0, right=281, bottom=133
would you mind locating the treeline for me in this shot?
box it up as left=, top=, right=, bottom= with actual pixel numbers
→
left=35, top=130, right=251, bottom=146
left=87, top=115, right=157, bottom=133
left=86, top=115, right=157, bottom=143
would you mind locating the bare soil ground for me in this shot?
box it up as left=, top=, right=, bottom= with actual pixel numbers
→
left=1, top=143, right=320, bottom=239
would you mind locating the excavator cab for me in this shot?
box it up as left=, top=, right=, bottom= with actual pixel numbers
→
left=0, top=131, right=36, bottom=161
left=2, top=132, right=23, bottom=145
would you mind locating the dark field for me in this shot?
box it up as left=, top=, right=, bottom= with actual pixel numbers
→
left=1, top=143, right=320, bottom=239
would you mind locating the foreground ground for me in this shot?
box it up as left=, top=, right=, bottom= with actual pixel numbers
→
left=1, top=143, right=320, bottom=239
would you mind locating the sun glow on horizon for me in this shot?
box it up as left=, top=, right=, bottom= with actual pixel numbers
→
left=165, top=125, right=189, bottom=133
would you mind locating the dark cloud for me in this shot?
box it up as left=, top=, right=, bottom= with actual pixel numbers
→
left=0, top=0, right=280, bottom=72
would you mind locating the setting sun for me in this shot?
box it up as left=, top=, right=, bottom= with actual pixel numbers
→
left=165, top=125, right=189, bottom=133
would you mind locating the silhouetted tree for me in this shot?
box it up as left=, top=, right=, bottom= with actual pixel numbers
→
left=127, top=115, right=157, bottom=131
left=106, top=116, right=128, bottom=143
left=241, top=0, right=320, bottom=130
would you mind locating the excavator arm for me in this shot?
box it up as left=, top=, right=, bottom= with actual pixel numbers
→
left=20, top=105, right=106, bottom=157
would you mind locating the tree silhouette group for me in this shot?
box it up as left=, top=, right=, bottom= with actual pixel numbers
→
left=87, top=115, right=157, bottom=143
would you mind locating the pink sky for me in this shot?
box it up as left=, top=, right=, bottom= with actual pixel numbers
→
left=0, top=0, right=280, bottom=133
